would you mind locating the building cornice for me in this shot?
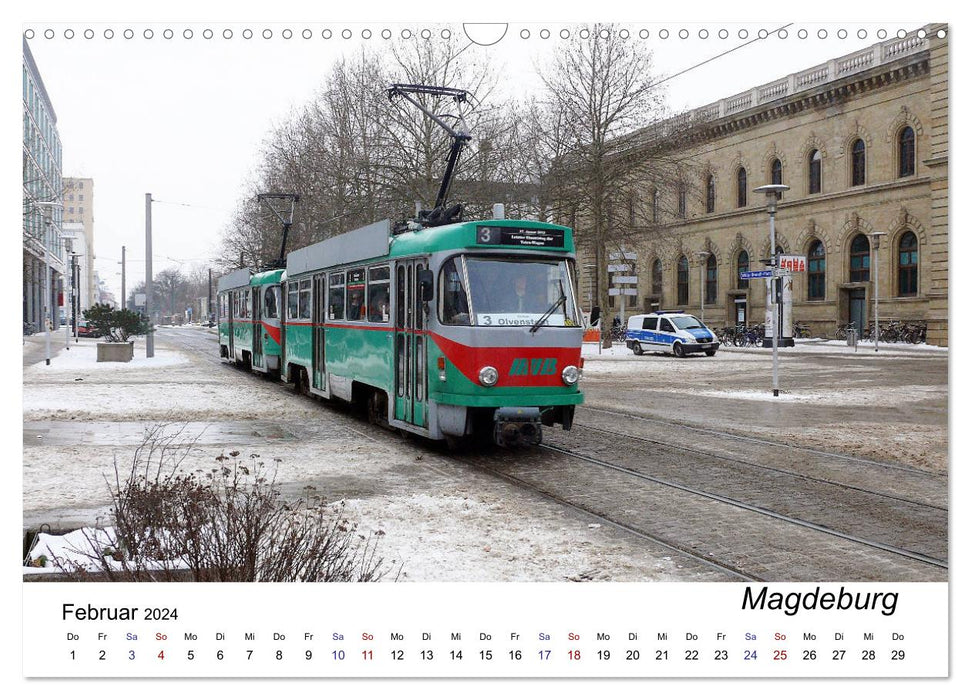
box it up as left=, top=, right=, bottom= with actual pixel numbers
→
left=686, top=53, right=930, bottom=145
left=625, top=29, right=934, bottom=154
left=644, top=176, right=931, bottom=232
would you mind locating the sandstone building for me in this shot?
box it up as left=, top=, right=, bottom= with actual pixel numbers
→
left=578, top=25, right=948, bottom=346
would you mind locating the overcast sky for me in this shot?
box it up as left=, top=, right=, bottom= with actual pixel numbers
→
left=23, top=17, right=926, bottom=302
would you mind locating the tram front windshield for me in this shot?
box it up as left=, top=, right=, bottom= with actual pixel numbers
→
left=440, top=256, right=580, bottom=327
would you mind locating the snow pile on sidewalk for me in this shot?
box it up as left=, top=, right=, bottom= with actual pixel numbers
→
left=24, top=340, right=188, bottom=373
left=23, top=526, right=186, bottom=575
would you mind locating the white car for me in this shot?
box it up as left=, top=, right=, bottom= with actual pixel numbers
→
left=625, top=311, right=720, bottom=357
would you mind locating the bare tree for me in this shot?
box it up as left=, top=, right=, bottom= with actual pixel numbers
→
left=217, top=31, right=521, bottom=270
left=534, top=24, right=696, bottom=344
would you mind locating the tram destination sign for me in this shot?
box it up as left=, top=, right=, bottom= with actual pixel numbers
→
left=740, top=270, right=774, bottom=279
left=476, top=225, right=565, bottom=248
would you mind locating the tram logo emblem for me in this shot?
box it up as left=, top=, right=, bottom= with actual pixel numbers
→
left=509, top=358, right=557, bottom=376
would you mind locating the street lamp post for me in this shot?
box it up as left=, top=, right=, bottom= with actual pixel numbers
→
left=753, top=184, right=790, bottom=397
left=695, top=251, right=709, bottom=324
left=869, top=231, right=886, bottom=352
left=63, top=238, right=72, bottom=351
left=145, top=193, right=154, bottom=358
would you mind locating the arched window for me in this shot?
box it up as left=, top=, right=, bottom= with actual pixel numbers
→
left=737, top=250, right=750, bottom=289
left=651, top=258, right=662, bottom=296
left=898, top=231, right=918, bottom=296
left=849, top=234, right=870, bottom=282
left=705, top=175, right=715, bottom=213
left=807, top=240, right=826, bottom=300
left=677, top=256, right=689, bottom=305
left=736, top=168, right=747, bottom=207
left=677, top=183, right=686, bottom=218
left=899, top=126, right=915, bottom=177
left=705, top=254, right=717, bottom=304
left=808, top=149, right=822, bottom=194
left=771, top=158, right=783, bottom=185
left=851, top=139, right=866, bottom=186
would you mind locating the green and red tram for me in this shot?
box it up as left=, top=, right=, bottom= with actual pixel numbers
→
left=280, top=217, right=584, bottom=447
left=217, top=267, right=284, bottom=377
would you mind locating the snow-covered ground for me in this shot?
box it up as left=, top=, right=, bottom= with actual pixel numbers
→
left=23, top=335, right=711, bottom=582
left=582, top=337, right=948, bottom=358
left=579, top=339, right=947, bottom=473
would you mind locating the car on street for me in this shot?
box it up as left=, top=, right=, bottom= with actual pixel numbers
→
left=625, top=310, right=720, bottom=357
left=76, top=320, right=101, bottom=338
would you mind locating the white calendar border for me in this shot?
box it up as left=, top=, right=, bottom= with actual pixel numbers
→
left=9, top=0, right=963, bottom=695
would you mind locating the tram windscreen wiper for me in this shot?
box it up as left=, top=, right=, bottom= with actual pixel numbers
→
left=530, top=281, right=566, bottom=333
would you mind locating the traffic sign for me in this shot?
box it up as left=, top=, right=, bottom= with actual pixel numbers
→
left=740, top=270, right=773, bottom=279
left=608, top=288, right=638, bottom=296
left=612, top=275, right=638, bottom=284
left=607, top=264, right=631, bottom=272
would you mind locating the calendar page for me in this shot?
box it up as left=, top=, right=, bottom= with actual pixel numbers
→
left=17, top=1, right=955, bottom=695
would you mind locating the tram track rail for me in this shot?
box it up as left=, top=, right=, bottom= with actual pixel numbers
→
left=165, top=327, right=948, bottom=581
left=450, top=451, right=756, bottom=583
left=538, top=441, right=948, bottom=572
left=569, top=420, right=945, bottom=513
left=580, top=404, right=935, bottom=475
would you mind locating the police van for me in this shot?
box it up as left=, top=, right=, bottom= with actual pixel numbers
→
left=625, top=310, right=719, bottom=357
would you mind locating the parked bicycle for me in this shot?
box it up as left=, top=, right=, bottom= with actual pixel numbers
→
left=834, top=322, right=856, bottom=341
left=734, top=324, right=764, bottom=347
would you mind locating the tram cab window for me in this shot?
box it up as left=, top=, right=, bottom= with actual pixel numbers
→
left=439, top=257, right=471, bottom=325
left=264, top=285, right=279, bottom=319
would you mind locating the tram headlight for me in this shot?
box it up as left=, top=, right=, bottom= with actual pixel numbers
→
left=561, top=365, right=580, bottom=386
left=478, top=366, right=499, bottom=387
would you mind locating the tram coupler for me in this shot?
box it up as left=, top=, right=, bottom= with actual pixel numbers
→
left=493, top=407, right=543, bottom=447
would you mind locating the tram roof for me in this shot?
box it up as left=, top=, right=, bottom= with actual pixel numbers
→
left=250, top=268, right=284, bottom=285
left=285, top=218, right=574, bottom=277
left=390, top=219, right=574, bottom=257
left=216, top=267, right=252, bottom=293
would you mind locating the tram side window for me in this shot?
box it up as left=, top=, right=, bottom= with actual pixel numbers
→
left=439, top=257, right=470, bottom=325
left=264, top=285, right=278, bottom=319
left=298, top=279, right=312, bottom=320
left=328, top=272, right=345, bottom=321
left=240, top=290, right=250, bottom=319
left=368, top=265, right=390, bottom=323
left=287, top=282, right=299, bottom=319
left=346, top=268, right=366, bottom=321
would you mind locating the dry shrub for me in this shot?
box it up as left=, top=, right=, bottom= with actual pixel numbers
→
left=56, top=424, right=397, bottom=582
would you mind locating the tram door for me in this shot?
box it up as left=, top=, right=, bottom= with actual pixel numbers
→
left=312, top=274, right=327, bottom=391
left=227, top=292, right=236, bottom=360
left=252, top=287, right=264, bottom=369
left=394, top=259, right=428, bottom=428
